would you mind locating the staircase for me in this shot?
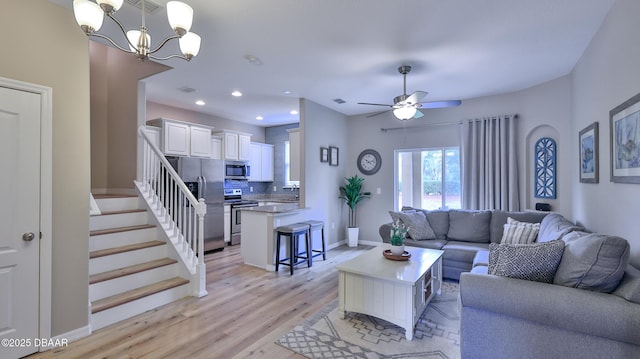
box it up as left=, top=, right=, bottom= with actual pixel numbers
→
left=89, top=194, right=191, bottom=331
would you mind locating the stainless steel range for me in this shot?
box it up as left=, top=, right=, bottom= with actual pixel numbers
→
left=224, top=189, right=259, bottom=245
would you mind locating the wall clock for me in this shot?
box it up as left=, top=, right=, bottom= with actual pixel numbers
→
left=357, top=149, right=382, bottom=175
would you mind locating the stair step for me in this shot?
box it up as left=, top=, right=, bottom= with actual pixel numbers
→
left=90, top=224, right=156, bottom=237
left=90, top=240, right=165, bottom=259
left=93, top=194, right=137, bottom=199
left=99, top=208, right=147, bottom=216
left=91, top=277, right=189, bottom=314
left=89, top=258, right=178, bottom=285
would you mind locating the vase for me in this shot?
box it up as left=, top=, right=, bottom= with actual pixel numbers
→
left=347, top=227, right=359, bottom=247
left=390, top=244, right=404, bottom=255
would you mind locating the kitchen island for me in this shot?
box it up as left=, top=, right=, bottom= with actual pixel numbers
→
left=240, top=203, right=311, bottom=271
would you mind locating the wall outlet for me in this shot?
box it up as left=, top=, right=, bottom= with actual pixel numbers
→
left=376, top=187, right=381, bottom=195
left=331, top=222, right=335, bottom=229
left=249, top=186, right=254, bottom=192
left=273, top=186, right=277, bottom=192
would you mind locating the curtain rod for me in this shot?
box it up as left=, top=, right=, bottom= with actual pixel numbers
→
left=380, top=114, right=518, bottom=133
left=380, top=121, right=461, bottom=133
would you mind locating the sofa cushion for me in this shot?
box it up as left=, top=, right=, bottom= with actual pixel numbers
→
left=501, top=217, right=540, bottom=244
left=473, top=250, right=489, bottom=267
left=417, top=210, right=450, bottom=241
left=388, top=210, right=436, bottom=240
left=442, top=241, right=491, bottom=263
left=447, top=210, right=491, bottom=243
left=403, top=238, right=447, bottom=250
left=538, top=213, right=583, bottom=243
left=490, top=210, right=548, bottom=243
left=554, top=231, right=630, bottom=293
left=488, top=240, right=565, bottom=283
left=613, top=265, right=640, bottom=304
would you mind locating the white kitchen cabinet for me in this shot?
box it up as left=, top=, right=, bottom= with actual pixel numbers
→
left=249, top=142, right=274, bottom=182
left=287, top=128, right=301, bottom=181
left=214, top=130, right=252, bottom=161
left=147, top=118, right=213, bottom=158
left=142, top=126, right=161, bottom=149
left=211, top=136, right=222, bottom=160
left=190, top=126, right=213, bottom=158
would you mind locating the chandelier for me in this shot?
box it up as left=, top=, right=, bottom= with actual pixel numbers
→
left=73, top=0, right=201, bottom=61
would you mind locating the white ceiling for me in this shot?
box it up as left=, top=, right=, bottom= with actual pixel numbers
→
left=51, top=0, right=614, bottom=127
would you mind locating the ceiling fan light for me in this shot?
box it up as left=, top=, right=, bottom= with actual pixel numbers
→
left=167, top=1, right=193, bottom=35
left=393, top=107, right=417, bottom=120
left=179, top=32, right=201, bottom=58
left=96, top=0, right=124, bottom=12
left=73, top=0, right=104, bottom=33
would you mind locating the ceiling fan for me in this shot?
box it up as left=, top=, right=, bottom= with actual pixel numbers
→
left=358, top=65, right=462, bottom=120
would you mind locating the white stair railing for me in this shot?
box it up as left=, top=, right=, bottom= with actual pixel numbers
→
left=135, top=126, right=207, bottom=297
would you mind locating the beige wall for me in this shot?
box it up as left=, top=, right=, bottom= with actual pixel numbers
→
left=0, top=0, right=90, bottom=336
left=146, top=101, right=267, bottom=142
left=90, top=43, right=170, bottom=191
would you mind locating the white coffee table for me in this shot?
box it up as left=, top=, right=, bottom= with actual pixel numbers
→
left=336, top=244, right=444, bottom=340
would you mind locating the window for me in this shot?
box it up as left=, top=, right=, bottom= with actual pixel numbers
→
left=395, top=147, right=461, bottom=210
left=284, top=140, right=300, bottom=187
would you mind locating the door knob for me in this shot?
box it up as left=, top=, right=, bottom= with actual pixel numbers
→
left=22, top=232, right=35, bottom=242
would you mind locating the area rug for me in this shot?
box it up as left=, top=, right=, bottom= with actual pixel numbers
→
left=276, top=281, right=460, bottom=359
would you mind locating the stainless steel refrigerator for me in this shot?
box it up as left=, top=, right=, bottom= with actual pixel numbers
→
left=167, top=156, right=225, bottom=252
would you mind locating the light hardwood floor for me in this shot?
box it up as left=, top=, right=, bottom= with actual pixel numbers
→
left=27, top=244, right=372, bottom=359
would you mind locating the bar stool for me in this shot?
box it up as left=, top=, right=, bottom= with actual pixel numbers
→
left=300, top=220, right=326, bottom=262
left=275, top=223, right=311, bottom=275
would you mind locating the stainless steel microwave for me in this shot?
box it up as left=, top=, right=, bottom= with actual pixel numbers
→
left=225, top=161, right=250, bottom=179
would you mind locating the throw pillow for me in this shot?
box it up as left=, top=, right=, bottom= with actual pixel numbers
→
left=447, top=210, right=491, bottom=243
left=538, top=213, right=583, bottom=243
left=501, top=217, right=540, bottom=244
left=554, top=231, right=630, bottom=293
left=613, top=265, right=640, bottom=304
left=388, top=210, right=436, bottom=240
left=488, top=240, right=565, bottom=283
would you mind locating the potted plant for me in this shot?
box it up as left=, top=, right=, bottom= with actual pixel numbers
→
left=339, top=175, right=371, bottom=247
left=389, top=219, right=409, bottom=255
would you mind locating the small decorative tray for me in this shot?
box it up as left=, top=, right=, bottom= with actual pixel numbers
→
left=383, top=249, right=411, bottom=261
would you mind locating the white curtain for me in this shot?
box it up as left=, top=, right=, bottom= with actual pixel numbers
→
left=460, top=114, right=520, bottom=211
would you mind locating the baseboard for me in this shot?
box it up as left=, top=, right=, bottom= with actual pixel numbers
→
left=39, top=324, right=91, bottom=352
left=358, top=240, right=383, bottom=246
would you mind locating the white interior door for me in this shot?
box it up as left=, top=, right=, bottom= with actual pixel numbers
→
left=0, top=86, right=41, bottom=358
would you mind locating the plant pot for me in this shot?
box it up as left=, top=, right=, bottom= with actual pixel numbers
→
left=347, top=227, right=359, bottom=247
left=390, top=244, right=405, bottom=255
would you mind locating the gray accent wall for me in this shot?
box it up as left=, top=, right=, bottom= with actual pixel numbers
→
left=571, top=0, right=640, bottom=267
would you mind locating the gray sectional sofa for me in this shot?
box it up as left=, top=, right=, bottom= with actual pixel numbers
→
left=379, top=208, right=640, bottom=357
left=379, top=208, right=549, bottom=280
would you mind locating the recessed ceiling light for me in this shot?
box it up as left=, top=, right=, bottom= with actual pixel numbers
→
left=256, top=116, right=264, bottom=120
left=283, top=90, right=292, bottom=95
left=231, top=91, right=243, bottom=97
left=290, top=110, right=299, bottom=115
left=195, top=100, right=205, bottom=106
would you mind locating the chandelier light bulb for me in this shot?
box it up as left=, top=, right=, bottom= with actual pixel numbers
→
left=167, top=1, right=194, bottom=36
left=73, top=0, right=104, bottom=33
left=126, top=30, right=151, bottom=55
left=179, top=32, right=201, bottom=58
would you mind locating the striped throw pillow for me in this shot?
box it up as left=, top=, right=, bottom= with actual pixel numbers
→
left=501, top=217, right=540, bottom=244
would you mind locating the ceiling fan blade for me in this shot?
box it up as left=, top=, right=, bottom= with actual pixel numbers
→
left=419, top=100, right=462, bottom=109
left=358, top=102, right=393, bottom=107
left=413, top=109, right=425, bottom=119
left=404, top=91, right=428, bottom=105
left=366, top=110, right=390, bottom=118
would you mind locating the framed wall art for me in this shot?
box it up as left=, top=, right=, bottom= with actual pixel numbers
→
left=320, top=147, right=329, bottom=163
left=579, top=122, right=599, bottom=183
left=329, top=146, right=339, bottom=166
left=610, top=92, right=640, bottom=184
left=534, top=137, right=556, bottom=199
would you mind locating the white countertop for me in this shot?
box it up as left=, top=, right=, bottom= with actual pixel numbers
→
left=336, top=244, right=444, bottom=284
left=241, top=203, right=308, bottom=214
